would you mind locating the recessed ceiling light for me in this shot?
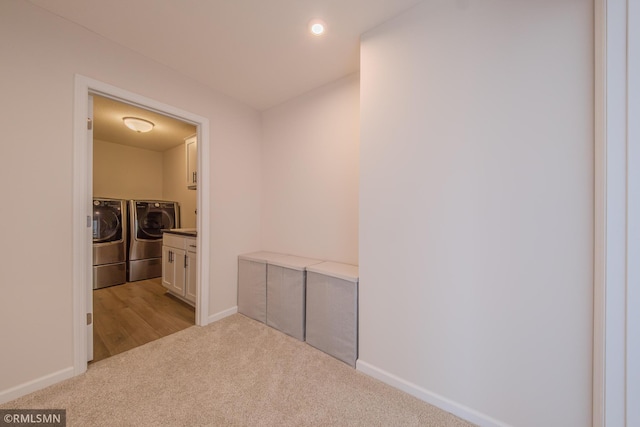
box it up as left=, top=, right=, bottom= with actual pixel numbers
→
left=309, top=19, right=326, bottom=36
left=123, top=117, right=155, bottom=133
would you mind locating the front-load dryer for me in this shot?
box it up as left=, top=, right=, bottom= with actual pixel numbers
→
left=128, top=200, right=180, bottom=281
left=93, top=198, right=127, bottom=289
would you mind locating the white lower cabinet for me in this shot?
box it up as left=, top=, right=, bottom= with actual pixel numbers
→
left=185, top=239, right=197, bottom=303
left=162, top=233, right=196, bottom=306
left=162, top=245, right=185, bottom=295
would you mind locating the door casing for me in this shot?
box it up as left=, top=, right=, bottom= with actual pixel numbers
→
left=73, top=75, right=211, bottom=374
left=593, top=0, right=639, bottom=425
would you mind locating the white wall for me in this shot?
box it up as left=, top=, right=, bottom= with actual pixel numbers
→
left=0, top=1, right=261, bottom=398
left=163, top=143, right=197, bottom=229
left=358, top=1, right=593, bottom=427
left=93, top=139, right=164, bottom=200
left=261, top=75, right=359, bottom=265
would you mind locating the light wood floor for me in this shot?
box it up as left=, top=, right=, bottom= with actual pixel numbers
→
left=92, top=278, right=195, bottom=363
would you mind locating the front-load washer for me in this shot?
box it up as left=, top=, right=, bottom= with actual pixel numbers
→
left=128, top=200, right=180, bottom=281
left=93, top=198, right=127, bottom=289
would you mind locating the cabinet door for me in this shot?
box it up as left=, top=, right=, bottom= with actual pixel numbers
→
left=161, top=245, right=174, bottom=290
left=170, top=248, right=186, bottom=296
left=185, top=249, right=197, bottom=304
left=162, top=245, right=186, bottom=296
left=185, top=135, right=197, bottom=189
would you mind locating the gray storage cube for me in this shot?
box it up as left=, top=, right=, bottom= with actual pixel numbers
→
left=305, top=262, right=359, bottom=367
left=266, top=255, right=322, bottom=341
left=237, top=251, right=288, bottom=323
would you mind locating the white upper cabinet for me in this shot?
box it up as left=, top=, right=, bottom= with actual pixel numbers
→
left=185, top=134, right=197, bottom=190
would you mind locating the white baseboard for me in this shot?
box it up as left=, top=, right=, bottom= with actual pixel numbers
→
left=207, top=306, right=238, bottom=324
left=356, top=360, right=511, bottom=427
left=0, top=367, right=74, bottom=405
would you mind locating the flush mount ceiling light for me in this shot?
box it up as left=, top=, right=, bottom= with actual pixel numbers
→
left=308, top=19, right=326, bottom=36
left=123, top=117, right=155, bottom=133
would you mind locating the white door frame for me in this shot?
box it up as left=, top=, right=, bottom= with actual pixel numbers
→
left=72, top=75, right=211, bottom=375
left=628, top=3, right=640, bottom=424
left=594, top=0, right=639, bottom=425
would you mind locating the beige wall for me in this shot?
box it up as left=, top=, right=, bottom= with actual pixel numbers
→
left=94, top=138, right=197, bottom=228
left=93, top=139, right=163, bottom=200
left=358, top=1, right=593, bottom=426
left=163, top=142, right=197, bottom=229
left=261, top=75, right=359, bottom=264
left=0, top=1, right=261, bottom=399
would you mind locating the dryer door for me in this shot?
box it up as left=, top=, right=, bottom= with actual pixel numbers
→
left=135, top=202, right=176, bottom=240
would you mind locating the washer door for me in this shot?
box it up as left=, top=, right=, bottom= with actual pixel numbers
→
left=93, top=201, right=123, bottom=243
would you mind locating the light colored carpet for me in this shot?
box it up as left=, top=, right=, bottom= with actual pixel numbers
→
left=2, top=314, right=476, bottom=426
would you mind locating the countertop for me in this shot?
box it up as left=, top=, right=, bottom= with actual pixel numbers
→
left=163, top=228, right=197, bottom=237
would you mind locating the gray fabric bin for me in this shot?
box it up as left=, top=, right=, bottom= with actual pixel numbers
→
left=305, top=262, right=359, bottom=367
left=237, top=251, right=288, bottom=323
left=266, top=256, right=322, bottom=341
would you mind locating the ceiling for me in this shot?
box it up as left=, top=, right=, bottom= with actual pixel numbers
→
left=93, top=95, right=196, bottom=152
left=27, top=0, right=423, bottom=110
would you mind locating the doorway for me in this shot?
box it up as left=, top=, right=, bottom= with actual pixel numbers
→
left=73, top=75, right=211, bottom=374
left=90, top=94, right=197, bottom=362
